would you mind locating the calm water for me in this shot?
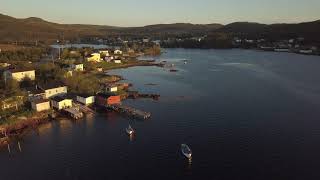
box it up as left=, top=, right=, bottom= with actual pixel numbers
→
left=1, top=49, right=320, bottom=180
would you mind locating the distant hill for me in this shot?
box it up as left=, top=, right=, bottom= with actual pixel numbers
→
left=215, top=21, right=320, bottom=43
left=0, top=14, right=222, bottom=43
left=0, top=13, right=319, bottom=44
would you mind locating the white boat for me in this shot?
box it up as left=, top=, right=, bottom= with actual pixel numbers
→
left=181, top=144, right=192, bottom=159
left=126, top=125, right=134, bottom=135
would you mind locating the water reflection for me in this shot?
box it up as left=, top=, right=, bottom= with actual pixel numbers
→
left=57, top=119, right=73, bottom=136
left=36, top=123, right=53, bottom=136
left=129, top=134, right=135, bottom=142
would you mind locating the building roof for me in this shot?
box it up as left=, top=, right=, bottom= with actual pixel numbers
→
left=39, top=82, right=66, bottom=90
left=97, top=93, right=118, bottom=98
left=25, top=87, right=45, bottom=94
left=105, top=84, right=117, bottom=88
left=32, top=99, right=50, bottom=104
left=77, top=94, right=94, bottom=98
left=7, top=68, right=35, bottom=73
left=51, top=96, right=72, bottom=102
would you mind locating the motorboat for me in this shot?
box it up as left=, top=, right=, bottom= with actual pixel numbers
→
left=126, top=125, right=134, bottom=135
left=181, top=144, right=192, bottom=159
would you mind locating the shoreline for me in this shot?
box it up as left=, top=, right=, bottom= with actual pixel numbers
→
left=0, top=60, right=162, bottom=146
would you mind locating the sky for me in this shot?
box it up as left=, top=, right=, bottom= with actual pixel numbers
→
left=1, top=0, right=320, bottom=27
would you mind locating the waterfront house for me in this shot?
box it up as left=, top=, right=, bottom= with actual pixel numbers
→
left=70, top=63, right=84, bottom=71
left=3, top=69, right=35, bottom=82
left=105, top=84, right=118, bottom=93
left=96, top=93, right=121, bottom=106
left=31, top=99, right=51, bottom=112
left=299, top=49, right=313, bottom=54
left=51, top=96, right=73, bottom=110
left=96, top=67, right=103, bottom=72
left=26, top=87, right=46, bottom=101
left=87, top=53, right=102, bottom=62
left=114, top=50, right=123, bottom=55
left=114, top=59, right=122, bottom=64
left=39, top=83, right=68, bottom=99
left=0, top=63, right=11, bottom=68
left=99, top=50, right=110, bottom=57
left=76, top=94, right=95, bottom=105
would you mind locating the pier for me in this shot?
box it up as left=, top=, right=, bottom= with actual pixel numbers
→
left=73, top=102, right=95, bottom=114
left=128, top=91, right=160, bottom=100
left=105, top=104, right=151, bottom=119
left=63, top=107, right=84, bottom=120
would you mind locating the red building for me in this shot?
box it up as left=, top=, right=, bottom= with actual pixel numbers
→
left=96, top=93, right=121, bottom=106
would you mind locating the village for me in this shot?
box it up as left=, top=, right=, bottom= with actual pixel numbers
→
left=0, top=46, right=162, bottom=144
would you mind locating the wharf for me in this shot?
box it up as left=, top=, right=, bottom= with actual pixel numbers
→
left=105, top=104, right=151, bottom=119
left=63, top=107, right=84, bottom=120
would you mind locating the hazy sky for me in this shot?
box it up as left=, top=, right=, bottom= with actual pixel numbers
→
left=1, top=0, right=319, bottom=26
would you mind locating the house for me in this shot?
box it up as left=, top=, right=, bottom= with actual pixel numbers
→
left=0, top=63, right=11, bottom=68
left=70, top=63, right=84, bottom=71
left=99, top=50, right=110, bottom=57
left=0, top=96, right=24, bottom=111
left=3, top=69, right=36, bottom=82
left=96, top=67, right=103, bottom=72
left=114, top=59, right=122, bottom=64
left=96, top=93, right=121, bottom=106
left=114, top=50, right=123, bottom=55
left=51, top=96, right=73, bottom=110
left=31, top=99, right=51, bottom=112
left=39, top=83, right=68, bottom=99
left=105, top=84, right=118, bottom=93
left=64, top=70, right=73, bottom=78
left=143, top=38, right=150, bottom=43
left=299, top=49, right=313, bottom=54
left=26, top=87, right=46, bottom=101
left=87, top=53, right=102, bottom=62
left=76, top=94, right=95, bottom=105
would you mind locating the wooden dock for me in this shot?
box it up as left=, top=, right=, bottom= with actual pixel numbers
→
left=105, top=104, right=151, bottom=119
left=63, top=107, right=84, bottom=120
left=73, top=102, right=95, bottom=114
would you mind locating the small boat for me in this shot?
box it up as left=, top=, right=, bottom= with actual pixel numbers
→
left=181, top=144, right=192, bottom=159
left=126, top=125, right=134, bottom=135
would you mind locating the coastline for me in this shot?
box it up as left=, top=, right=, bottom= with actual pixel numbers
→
left=0, top=60, right=162, bottom=146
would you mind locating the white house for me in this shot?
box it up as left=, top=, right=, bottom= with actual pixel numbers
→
left=3, top=69, right=36, bottom=82
left=70, top=63, right=84, bottom=71
left=76, top=94, right=95, bottom=105
left=114, top=59, right=122, bottom=64
left=31, top=99, right=51, bottom=112
left=106, top=84, right=118, bottom=93
left=99, top=50, right=110, bottom=57
left=114, top=50, right=123, bottom=55
left=39, top=84, right=68, bottom=99
left=51, top=96, right=73, bottom=110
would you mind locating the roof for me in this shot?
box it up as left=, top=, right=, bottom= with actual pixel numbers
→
left=25, top=87, right=45, bottom=94
left=51, top=96, right=72, bottom=102
left=7, top=68, right=35, bottom=73
left=97, top=93, right=118, bottom=98
left=77, top=94, right=94, bottom=98
left=32, top=99, right=50, bottom=104
left=105, top=84, right=117, bottom=88
left=39, top=82, right=66, bottom=90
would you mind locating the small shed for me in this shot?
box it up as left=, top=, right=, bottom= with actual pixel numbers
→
left=31, top=99, right=51, bottom=112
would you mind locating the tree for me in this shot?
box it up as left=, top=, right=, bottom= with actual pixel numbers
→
left=5, top=79, right=21, bottom=95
